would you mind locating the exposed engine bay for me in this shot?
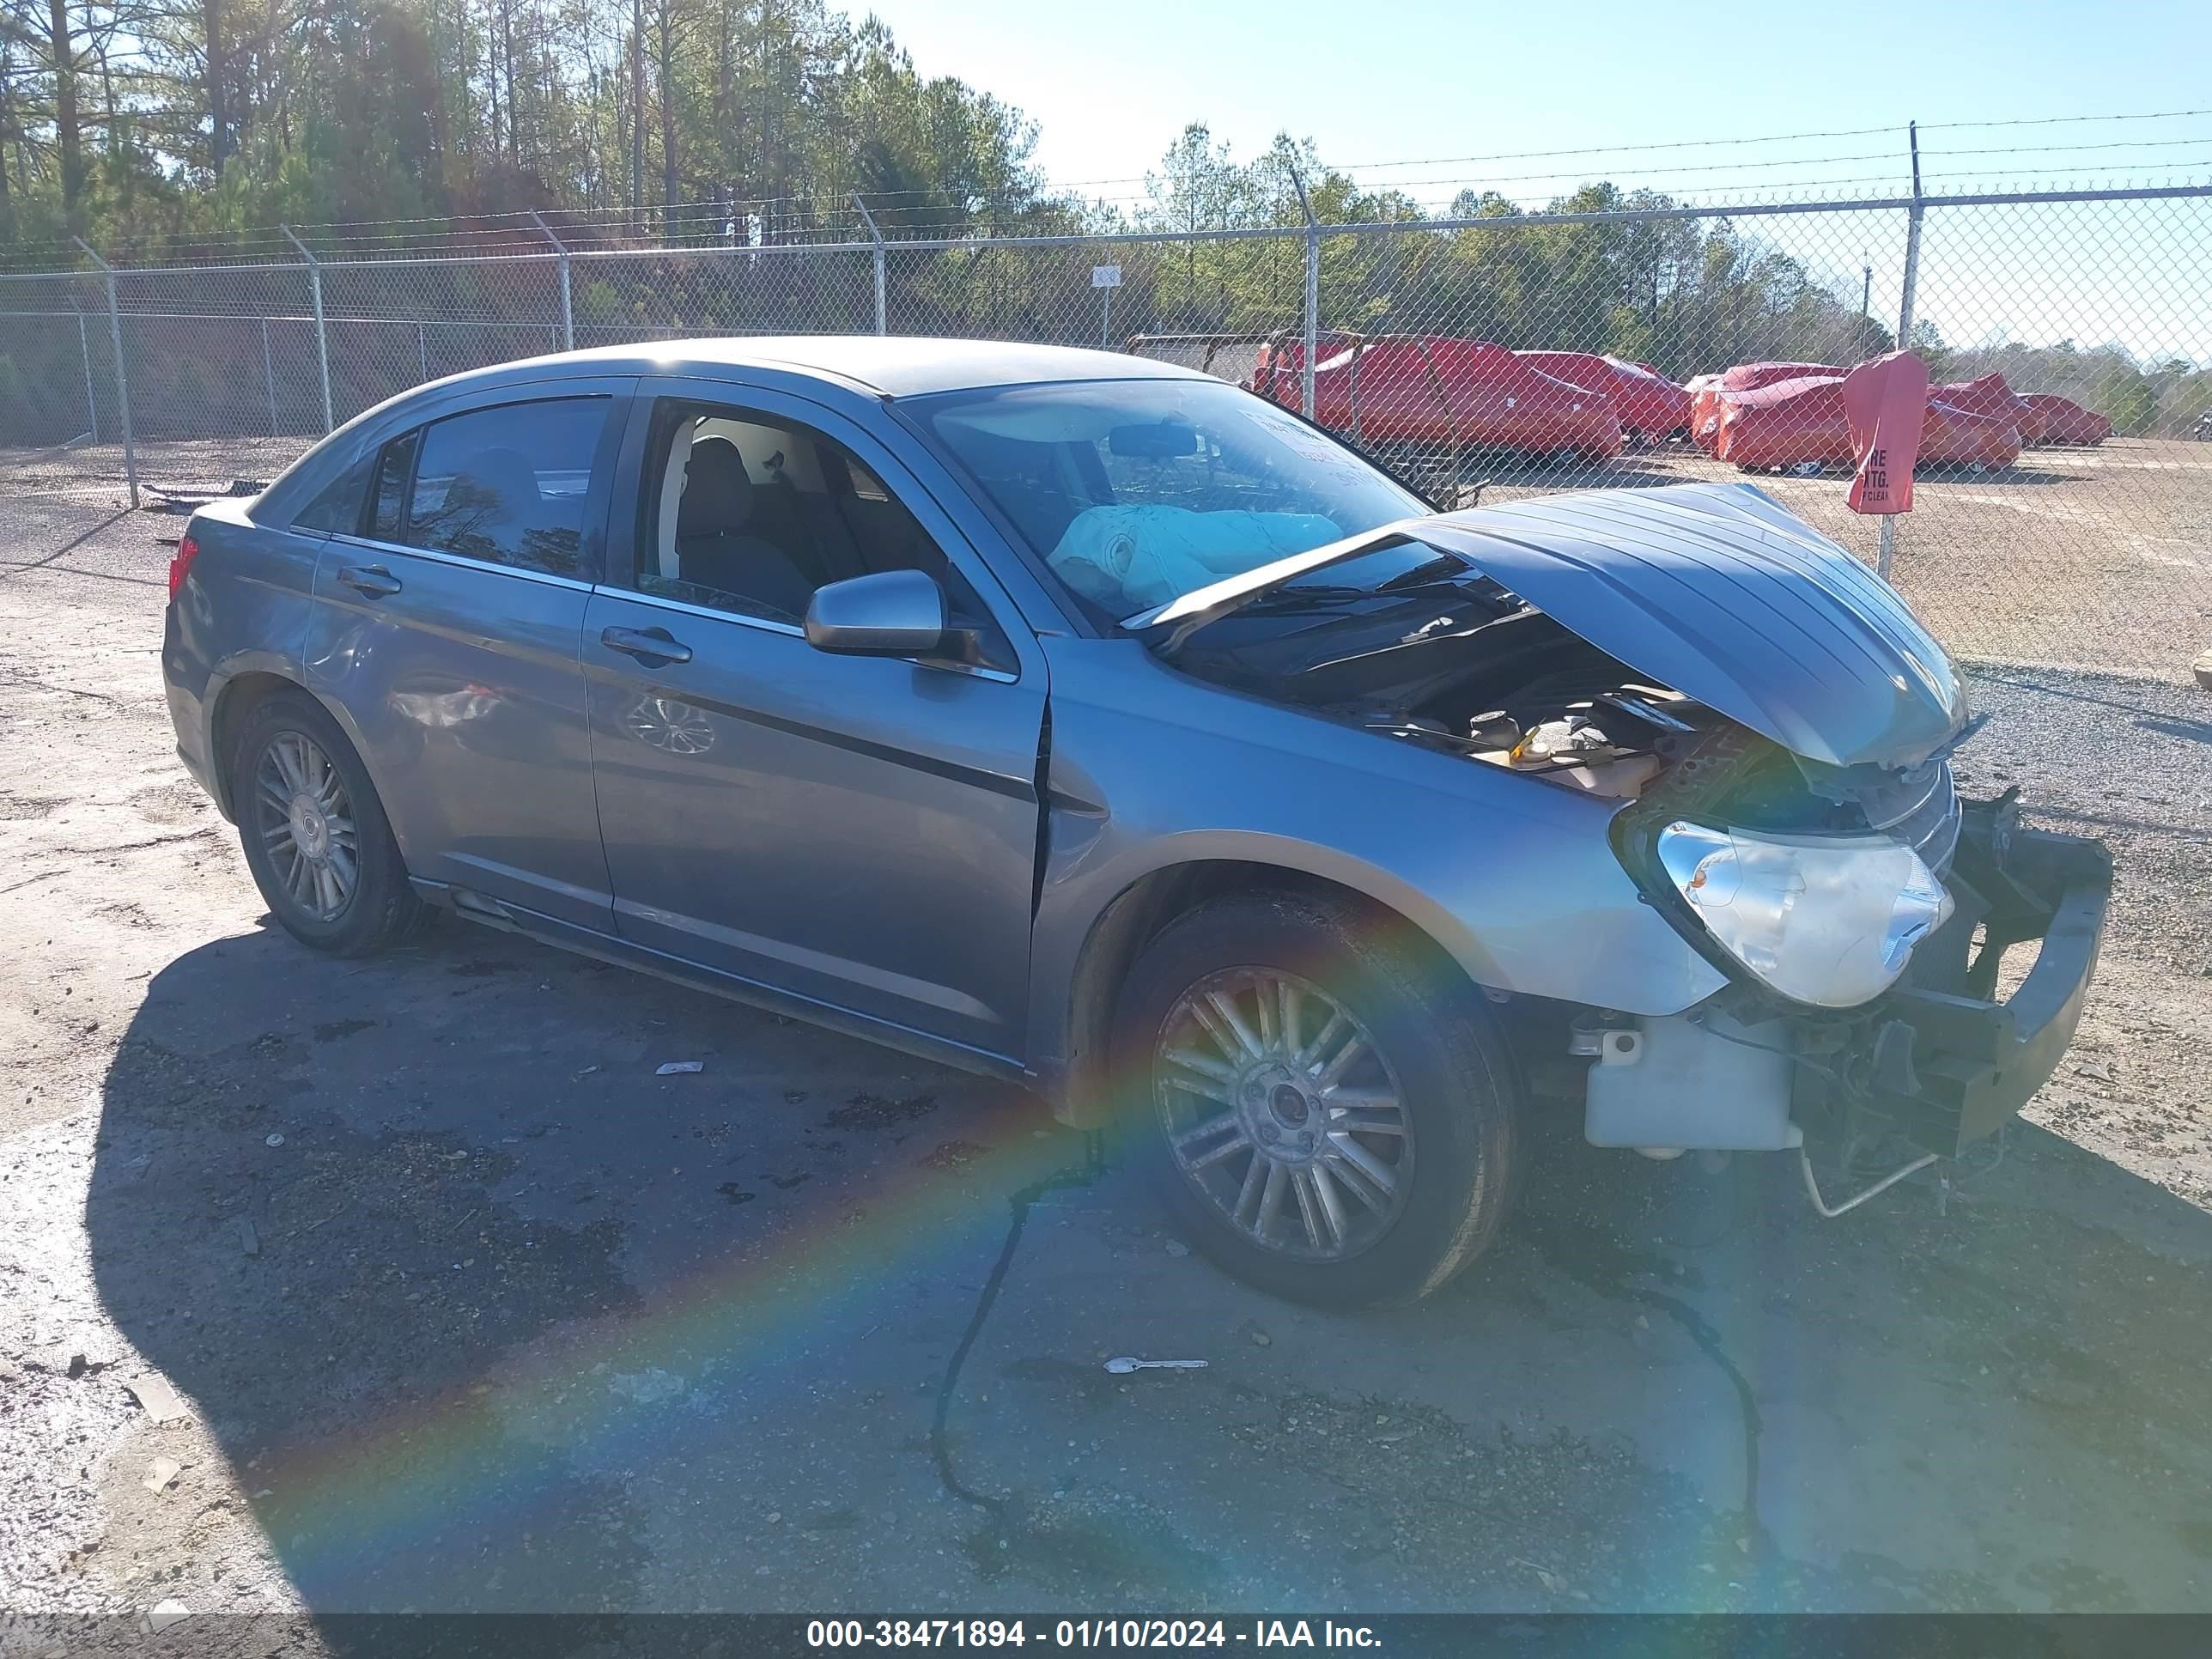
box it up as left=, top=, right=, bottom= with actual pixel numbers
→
left=1165, top=576, right=1961, bottom=870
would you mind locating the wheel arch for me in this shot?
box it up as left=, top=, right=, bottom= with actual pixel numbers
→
left=1047, top=855, right=1488, bottom=1130
left=206, top=668, right=307, bottom=819
left=205, top=667, right=392, bottom=842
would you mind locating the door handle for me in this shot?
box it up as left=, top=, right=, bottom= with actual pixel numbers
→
left=602, top=625, right=693, bottom=665
left=336, top=564, right=402, bottom=599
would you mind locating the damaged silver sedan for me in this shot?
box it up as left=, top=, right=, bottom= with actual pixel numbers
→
left=161, top=338, right=2109, bottom=1308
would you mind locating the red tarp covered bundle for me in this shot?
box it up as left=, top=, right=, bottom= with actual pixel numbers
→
left=2020, top=392, right=2113, bottom=446
left=1602, top=357, right=1694, bottom=438
left=1694, top=355, right=2045, bottom=469
left=1685, top=374, right=1727, bottom=450
left=1255, top=337, right=1622, bottom=457
left=1723, top=361, right=1846, bottom=391
left=1513, top=351, right=1692, bottom=441
left=1522, top=350, right=1668, bottom=444
left=1919, top=398, right=2024, bottom=468
left=1709, top=375, right=1853, bottom=469
left=1692, top=363, right=1840, bottom=451
left=1513, top=349, right=1613, bottom=392
left=1934, top=373, right=2039, bottom=444
left=1711, top=372, right=2025, bottom=471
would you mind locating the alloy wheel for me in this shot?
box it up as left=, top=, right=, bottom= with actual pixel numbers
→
left=252, top=731, right=360, bottom=923
left=1153, top=968, right=1413, bottom=1261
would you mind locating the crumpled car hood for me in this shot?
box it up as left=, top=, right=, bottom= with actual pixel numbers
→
left=1144, top=482, right=1967, bottom=769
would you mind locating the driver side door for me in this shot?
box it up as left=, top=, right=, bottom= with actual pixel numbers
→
left=580, top=380, right=1048, bottom=1061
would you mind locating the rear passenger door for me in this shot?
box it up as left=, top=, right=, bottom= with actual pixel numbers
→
left=580, top=380, right=1048, bottom=1059
left=303, top=384, right=629, bottom=929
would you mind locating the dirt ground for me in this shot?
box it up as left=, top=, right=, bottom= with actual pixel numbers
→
left=3, top=503, right=2211, bottom=1647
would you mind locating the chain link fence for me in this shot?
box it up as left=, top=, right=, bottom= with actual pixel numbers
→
left=3, top=185, right=2208, bottom=679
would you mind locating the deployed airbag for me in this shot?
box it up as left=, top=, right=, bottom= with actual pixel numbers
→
left=1048, top=505, right=1343, bottom=611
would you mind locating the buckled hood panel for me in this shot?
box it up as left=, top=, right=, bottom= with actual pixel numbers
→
left=1147, top=483, right=1967, bottom=769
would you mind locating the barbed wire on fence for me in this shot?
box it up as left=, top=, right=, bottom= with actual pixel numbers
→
left=5, top=106, right=2209, bottom=271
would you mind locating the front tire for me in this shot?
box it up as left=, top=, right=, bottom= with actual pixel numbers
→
left=1113, top=890, right=1517, bottom=1309
left=229, top=690, right=428, bottom=957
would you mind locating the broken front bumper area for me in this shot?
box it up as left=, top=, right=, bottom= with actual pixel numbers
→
left=1793, top=795, right=2112, bottom=1156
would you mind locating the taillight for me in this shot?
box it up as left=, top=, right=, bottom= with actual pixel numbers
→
left=167, top=533, right=199, bottom=601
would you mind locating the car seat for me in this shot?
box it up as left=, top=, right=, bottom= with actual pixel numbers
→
left=674, top=437, right=818, bottom=620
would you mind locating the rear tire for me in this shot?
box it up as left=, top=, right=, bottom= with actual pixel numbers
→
left=1112, top=890, right=1518, bottom=1309
left=229, top=690, right=428, bottom=957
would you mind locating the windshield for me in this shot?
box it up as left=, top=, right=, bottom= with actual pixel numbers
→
left=908, top=377, right=1432, bottom=622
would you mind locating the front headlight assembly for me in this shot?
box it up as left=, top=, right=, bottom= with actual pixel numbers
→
left=1655, top=822, right=1954, bottom=1008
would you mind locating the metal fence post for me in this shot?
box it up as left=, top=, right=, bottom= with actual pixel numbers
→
left=282, top=225, right=334, bottom=434
left=1879, top=122, right=1924, bottom=581
left=72, top=237, right=137, bottom=507
left=530, top=210, right=575, bottom=350
left=1289, top=164, right=1319, bottom=419
left=261, top=318, right=278, bottom=435
left=853, top=195, right=887, bottom=335
left=76, top=313, right=99, bottom=443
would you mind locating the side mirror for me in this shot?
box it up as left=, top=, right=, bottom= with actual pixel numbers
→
left=804, top=568, right=947, bottom=657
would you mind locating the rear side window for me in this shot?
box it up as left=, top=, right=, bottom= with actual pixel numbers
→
left=398, top=399, right=605, bottom=576
left=292, top=452, right=374, bottom=534
left=368, top=431, right=417, bottom=541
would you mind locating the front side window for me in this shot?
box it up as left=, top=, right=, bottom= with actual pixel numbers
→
left=398, top=399, right=605, bottom=576
left=909, top=377, right=1429, bottom=621
left=628, top=401, right=1007, bottom=665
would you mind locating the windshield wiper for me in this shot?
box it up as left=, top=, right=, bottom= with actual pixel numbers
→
left=1235, top=582, right=1376, bottom=610
left=1200, top=563, right=1477, bottom=622
left=1374, top=554, right=1471, bottom=592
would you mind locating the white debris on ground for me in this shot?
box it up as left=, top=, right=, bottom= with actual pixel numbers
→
left=0, top=1109, right=304, bottom=1624
left=0, top=1111, right=133, bottom=1614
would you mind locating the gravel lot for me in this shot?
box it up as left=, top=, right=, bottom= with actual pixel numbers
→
left=3, top=501, right=2211, bottom=1644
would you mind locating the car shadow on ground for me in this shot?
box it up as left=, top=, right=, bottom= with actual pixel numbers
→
left=82, top=916, right=1078, bottom=1619
left=84, top=917, right=2212, bottom=1618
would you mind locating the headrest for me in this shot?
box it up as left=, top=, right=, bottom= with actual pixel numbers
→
left=678, top=437, right=754, bottom=537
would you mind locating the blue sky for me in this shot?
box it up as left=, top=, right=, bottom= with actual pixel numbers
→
left=860, top=0, right=2208, bottom=361
left=862, top=0, right=2203, bottom=198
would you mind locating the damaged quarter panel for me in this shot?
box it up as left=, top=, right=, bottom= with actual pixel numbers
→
left=161, top=495, right=326, bottom=814
left=1027, top=637, right=1730, bottom=1066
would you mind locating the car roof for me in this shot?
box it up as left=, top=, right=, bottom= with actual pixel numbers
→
left=442, top=335, right=1212, bottom=399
